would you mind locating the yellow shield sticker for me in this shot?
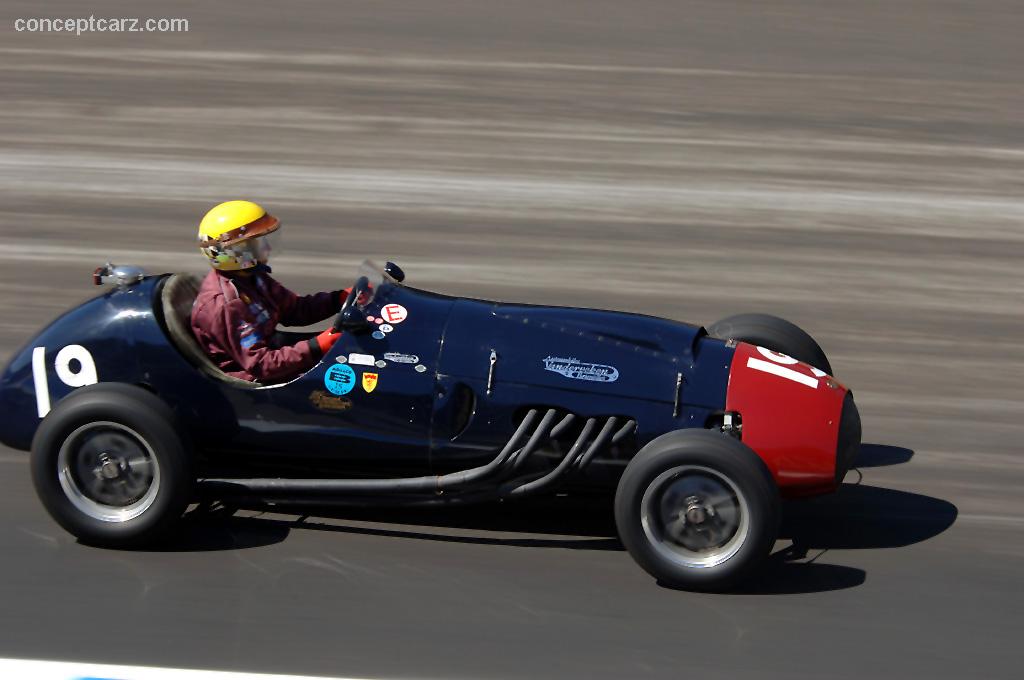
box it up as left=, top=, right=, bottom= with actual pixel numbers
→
left=362, top=372, right=379, bottom=393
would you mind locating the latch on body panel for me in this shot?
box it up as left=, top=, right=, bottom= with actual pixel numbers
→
left=673, top=372, right=683, bottom=418
left=487, top=349, right=498, bottom=395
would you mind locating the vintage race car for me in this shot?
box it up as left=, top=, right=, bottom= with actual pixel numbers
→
left=0, top=260, right=860, bottom=590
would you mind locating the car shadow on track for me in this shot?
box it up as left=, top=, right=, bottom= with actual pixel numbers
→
left=782, top=481, right=958, bottom=552
left=142, top=509, right=293, bottom=552
left=172, top=443, right=957, bottom=594
left=724, top=444, right=954, bottom=593
left=855, top=443, right=915, bottom=468
left=727, top=443, right=955, bottom=595
left=731, top=479, right=959, bottom=595
left=251, top=495, right=622, bottom=551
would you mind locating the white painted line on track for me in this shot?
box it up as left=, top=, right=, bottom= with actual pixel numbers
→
left=0, top=658, right=375, bottom=680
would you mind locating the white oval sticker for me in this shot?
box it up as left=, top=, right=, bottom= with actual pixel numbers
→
left=380, top=304, right=408, bottom=324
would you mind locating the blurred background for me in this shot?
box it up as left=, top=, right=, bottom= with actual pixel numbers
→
left=0, top=1, right=1021, bottom=678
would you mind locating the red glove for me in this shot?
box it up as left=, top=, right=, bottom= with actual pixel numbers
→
left=310, top=329, right=342, bottom=357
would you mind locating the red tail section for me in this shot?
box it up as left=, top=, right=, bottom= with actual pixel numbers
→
left=725, top=343, right=849, bottom=497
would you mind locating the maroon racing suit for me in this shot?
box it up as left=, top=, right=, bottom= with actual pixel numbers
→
left=191, top=268, right=343, bottom=383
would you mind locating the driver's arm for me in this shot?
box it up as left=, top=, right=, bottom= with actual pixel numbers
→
left=263, top=274, right=348, bottom=327
left=213, top=296, right=340, bottom=383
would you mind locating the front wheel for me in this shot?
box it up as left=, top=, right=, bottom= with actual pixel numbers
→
left=31, top=383, right=192, bottom=547
left=614, top=430, right=779, bottom=591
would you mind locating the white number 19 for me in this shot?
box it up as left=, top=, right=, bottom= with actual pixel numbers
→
left=32, top=345, right=99, bottom=418
left=746, top=346, right=827, bottom=389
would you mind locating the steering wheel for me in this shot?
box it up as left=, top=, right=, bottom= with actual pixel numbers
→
left=332, top=276, right=371, bottom=332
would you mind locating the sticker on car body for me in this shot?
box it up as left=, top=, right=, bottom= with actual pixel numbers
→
left=347, top=353, right=375, bottom=366
left=362, top=372, right=379, bottom=393
left=324, top=363, right=356, bottom=395
left=383, top=352, right=419, bottom=364
left=380, top=304, right=408, bottom=324
left=542, top=356, right=619, bottom=383
left=309, top=390, right=353, bottom=411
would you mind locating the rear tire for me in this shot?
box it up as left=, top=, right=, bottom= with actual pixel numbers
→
left=707, top=313, right=832, bottom=375
left=31, top=384, right=192, bottom=547
left=615, top=430, right=779, bottom=591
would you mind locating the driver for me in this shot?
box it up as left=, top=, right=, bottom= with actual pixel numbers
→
left=190, top=200, right=346, bottom=384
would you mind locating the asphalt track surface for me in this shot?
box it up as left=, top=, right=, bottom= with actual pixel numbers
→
left=1, top=1, right=1022, bottom=678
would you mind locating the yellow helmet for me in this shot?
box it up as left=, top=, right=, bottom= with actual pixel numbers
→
left=197, top=200, right=281, bottom=271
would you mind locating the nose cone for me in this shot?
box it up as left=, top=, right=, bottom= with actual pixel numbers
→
left=725, top=342, right=853, bottom=496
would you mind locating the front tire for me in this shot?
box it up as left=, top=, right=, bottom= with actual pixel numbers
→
left=615, top=430, right=779, bottom=591
left=31, top=384, right=192, bottom=547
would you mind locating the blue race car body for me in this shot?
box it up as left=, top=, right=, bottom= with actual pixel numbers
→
left=0, top=263, right=729, bottom=478
left=0, top=260, right=856, bottom=500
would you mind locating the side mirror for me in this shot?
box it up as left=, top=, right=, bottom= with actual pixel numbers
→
left=384, top=261, right=405, bottom=283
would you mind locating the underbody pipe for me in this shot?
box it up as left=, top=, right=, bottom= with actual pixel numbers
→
left=467, top=415, right=618, bottom=499
left=573, top=417, right=621, bottom=470
left=199, top=408, right=567, bottom=496
left=434, top=408, right=545, bottom=487
left=505, top=418, right=598, bottom=497
left=198, top=410, right=624, bottom=500
left=507, top=409, right=570, bottom=471
left=610, top=419, right=637, bottom=445
left=548, top=412, right=579, bottom=439
left=211, top=414, right=619, bottom=507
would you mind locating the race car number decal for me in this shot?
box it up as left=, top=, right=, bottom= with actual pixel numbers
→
left=32, top=344, right=99, bottom=418
left=745, top=346, right=825, bottom=389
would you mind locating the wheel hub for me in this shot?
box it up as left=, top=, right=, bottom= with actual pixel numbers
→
left=640, top=465, right=751, bottom=569
left=97, top=453, right=123, bottom=480
left=57, top=422, right=162, bottom=523
left=684, top=503, right=708, bottom=525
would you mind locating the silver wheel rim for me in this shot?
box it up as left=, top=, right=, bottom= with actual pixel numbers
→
left=640, top=465, right=750, bottom=569
left=56, top=421, right=161, bottom=523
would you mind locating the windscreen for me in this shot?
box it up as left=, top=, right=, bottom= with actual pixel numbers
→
left=353, top=259, right=397, bottom=309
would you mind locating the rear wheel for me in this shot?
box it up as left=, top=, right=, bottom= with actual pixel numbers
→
left=31, top=384, right=192, bottom=547
left=615, top=430, right=779, bottom=591
left=707, top=313, right=832, bottom=375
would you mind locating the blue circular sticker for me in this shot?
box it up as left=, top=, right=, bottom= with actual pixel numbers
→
left=372, top=331, right=386, bottom=340
left=324, top=363, right=356, bottom=395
